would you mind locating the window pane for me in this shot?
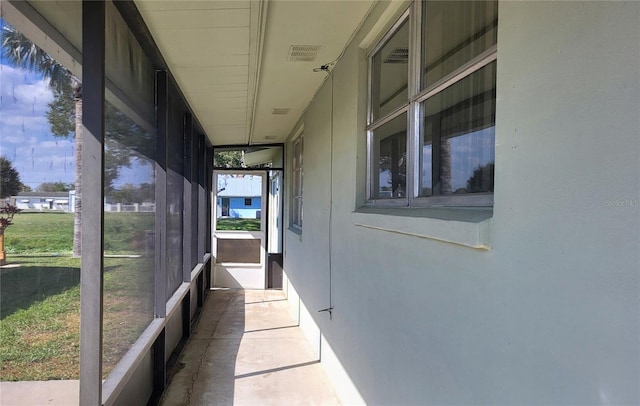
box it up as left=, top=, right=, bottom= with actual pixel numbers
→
left=216, top=174, right=262, bottom=231
left=371, top=19, right=409, bottom=121
left=291, top=137, right=303, bottom=228
left=166, top=88, right=184, bottom=300
left=371, top=113, right=407, bottom=199
left=0, top=11, right=81, bottom=383
left=423, top=1, right=497, bottom=88
left=213, top=146, right=283, bottom=169
left=216, top=239, right=261, bottom=263
left=103, top=0, right=156, bottom=378
left=422, top=61, right=496, bottom=196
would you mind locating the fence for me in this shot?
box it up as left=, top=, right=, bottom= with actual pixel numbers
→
left=104, top=203, right=156, bottom=212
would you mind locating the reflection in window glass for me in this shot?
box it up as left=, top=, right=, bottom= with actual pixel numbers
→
left=166, top=90, right=184, bottom=301
left=371, top=113, right=407, bottom=199
left=422, top=0, right=498, bottom=88
left=291, top=136, right=303, bottom=229
left=371, top=19, right=409, bottom=121
left=102, top=1, right=156, bottom=379
left=421, top=61, right=496, bottom=195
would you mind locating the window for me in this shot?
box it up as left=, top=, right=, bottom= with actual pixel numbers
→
left=367, top=0, right=497, bottom=206
left=244, top=198, right=252, bottom=206
left=291, top=135, right=303, bottom=230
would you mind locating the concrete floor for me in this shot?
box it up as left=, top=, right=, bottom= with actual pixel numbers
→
left=160, top=289, right=341, bottom=406
left=0, top=380, right=79, bottom=405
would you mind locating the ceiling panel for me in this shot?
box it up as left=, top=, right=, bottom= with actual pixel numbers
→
left=151, top=28, right=250, bottom=59
left=136, top=0, right=374, bottom=146
left=137, top=9, right=250, bottom=29
left=173, top=67, right=249, bottom=86
left=191, top=98, right=247, bottom=109
left=136, top=1, right=250, bottom=12
left=251, top=1, right=374, bottom=143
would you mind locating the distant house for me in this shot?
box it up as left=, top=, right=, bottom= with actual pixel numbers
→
left=11, top=191, right=73, bottom=212
left=216, top=175, right=262, bottom=219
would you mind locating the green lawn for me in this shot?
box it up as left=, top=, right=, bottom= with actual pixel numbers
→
left=0, top=256, right=80, bottom=381
left=4, top=212, right=155, bottom=254
left=0, top=213, right=155, bottom=381
left=216, top=218, right=261, bottom=231
left=3, top=212, right=73, bottom=254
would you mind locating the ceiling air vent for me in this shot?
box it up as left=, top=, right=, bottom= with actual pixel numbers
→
left=271, top=108, right=291, bottom=115
left=288, top=45, right=321, bottom=62
left=264, top=136, right=277, bottom=140
left=384, top=47, right=409, bottom=64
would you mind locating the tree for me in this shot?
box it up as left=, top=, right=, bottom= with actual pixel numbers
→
left=214, top=150, right=245, bottom=168
left=465, top=162, right=494, bottom=193
left=2, top=23, right=83, bottom=256
left=0, top=156, right=22, bottom=198
left=37, top=182, right=74, bottom=192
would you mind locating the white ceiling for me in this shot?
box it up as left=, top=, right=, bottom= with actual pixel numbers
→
left=135, top=0, right=374, bottom=146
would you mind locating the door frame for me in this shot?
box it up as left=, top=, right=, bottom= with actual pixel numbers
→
left=212, top=170, right=268, bottom=289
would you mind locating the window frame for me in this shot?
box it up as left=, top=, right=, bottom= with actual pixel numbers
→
left=366, top=0, right=497, bottom=208
left=290, top=134, right=304, bottom=231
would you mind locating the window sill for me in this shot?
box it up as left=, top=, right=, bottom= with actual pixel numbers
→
left=352, top=206, right=492, bottom=250
left=288, top=226, right=302, bottom=239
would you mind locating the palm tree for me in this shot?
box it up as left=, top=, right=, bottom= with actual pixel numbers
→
left=2, top=24, right=83, bottom=257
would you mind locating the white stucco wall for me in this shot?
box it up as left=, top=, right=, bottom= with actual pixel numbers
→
left=283, top=1, right=639, bottom=405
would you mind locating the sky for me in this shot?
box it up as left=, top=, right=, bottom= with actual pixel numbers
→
left=0, top=59, right=76, bottom=189
left=0, top=19, right=152, bottom=191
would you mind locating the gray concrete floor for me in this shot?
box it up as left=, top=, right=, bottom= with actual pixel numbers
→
left=160, top=289, right=341, bottom=406
left=0, top=380, right=79, bottom=405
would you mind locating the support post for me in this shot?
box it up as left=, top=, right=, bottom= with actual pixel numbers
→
left=79, top=1, right=105, bottom=404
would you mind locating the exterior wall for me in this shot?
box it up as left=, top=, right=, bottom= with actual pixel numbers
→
left=216, top=197, right=262, bottom=218
left=13, top=194, right=71, bottom=211
left=229, top=197, right=261, bottom=219
left=283, top=1, right=640, bottom=405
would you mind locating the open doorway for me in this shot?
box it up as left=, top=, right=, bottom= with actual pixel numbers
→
left=211, top=146, right=283, bottom=289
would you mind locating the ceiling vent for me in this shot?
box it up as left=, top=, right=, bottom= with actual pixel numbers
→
left=384, top=47, right=409, bottom=64
left=271, top=108, right=291, bottom=115
left=264, top=135, right=277, bottom=140
left=288, top=45, right=321, bottom=62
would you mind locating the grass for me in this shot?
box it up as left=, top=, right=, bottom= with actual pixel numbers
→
left=5, top=212, right=155, bottom=254
left=3, top=213, right=73, bottom=254
left=217, top=218, right=261, bottom=231
left=0, top=257, right=80, bottom=380
left=0, top=213, right=156, bottom=381
left=102, top=256, right=154, bottom=375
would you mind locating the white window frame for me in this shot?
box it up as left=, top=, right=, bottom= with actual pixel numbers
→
left=290, top=134, right=303, bottom=231
left=366, top=0, right=497, bottom=208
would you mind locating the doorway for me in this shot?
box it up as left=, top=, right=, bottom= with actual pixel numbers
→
left=213, top=171, right=266, bottom=289
left=211, top=146, right=284, bottom=289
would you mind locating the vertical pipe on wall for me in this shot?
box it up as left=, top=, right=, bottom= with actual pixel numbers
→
left=79, top=1, right=105, bottom=404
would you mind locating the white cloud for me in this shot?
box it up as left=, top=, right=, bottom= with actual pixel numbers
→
left=0, top=64, right=52, bottom=112
left=0, top=63, right=74, bottom=187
